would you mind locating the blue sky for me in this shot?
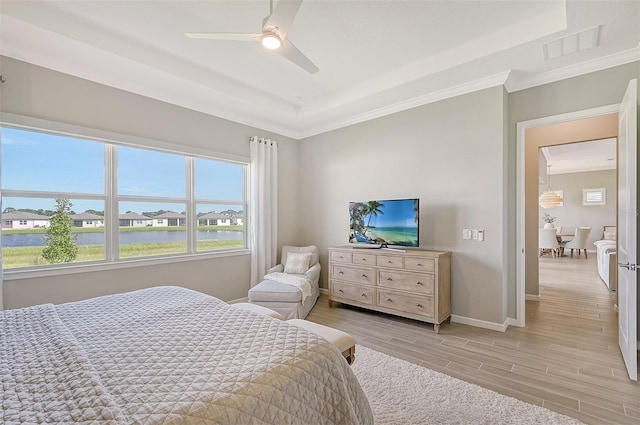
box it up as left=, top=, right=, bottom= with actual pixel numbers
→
left=1, top=127, right=244, bottom=213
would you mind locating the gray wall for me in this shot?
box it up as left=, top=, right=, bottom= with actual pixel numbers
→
left=1, top=54, right=638, bottom=330
left=0, top=56, right=301, bottom=309
left=298, top=87, right=510, bottom=325
left=539, top=170, right=617, bottom=249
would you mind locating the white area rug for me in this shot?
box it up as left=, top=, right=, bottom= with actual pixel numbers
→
left=351, top=345, right=585, bottom=425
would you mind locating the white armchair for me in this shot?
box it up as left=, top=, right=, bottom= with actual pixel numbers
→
left=266, top=246, right=321, bottom=287
left=248, top=245, right=321, bottom=319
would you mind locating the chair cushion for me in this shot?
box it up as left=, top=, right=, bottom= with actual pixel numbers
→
left=248, top=279, right=303, bottom=302
left=284, top=252, right=312, bottom=274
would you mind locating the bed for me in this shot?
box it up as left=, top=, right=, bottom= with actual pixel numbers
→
left=1, top=286, right=373, bottom=424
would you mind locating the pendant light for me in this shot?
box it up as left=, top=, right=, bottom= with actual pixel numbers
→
left=539, top=165, right=563, bottom=208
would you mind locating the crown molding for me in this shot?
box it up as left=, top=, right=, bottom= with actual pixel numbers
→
left=505, top=46, right=640, bottom=93
left=298, top=71, right=512, bottom=139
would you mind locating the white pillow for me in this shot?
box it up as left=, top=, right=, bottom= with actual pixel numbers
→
left=284, top=252, right=312, bottom=274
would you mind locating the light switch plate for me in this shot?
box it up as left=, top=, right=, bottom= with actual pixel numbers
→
left=478, top=230, right=485, bottom=241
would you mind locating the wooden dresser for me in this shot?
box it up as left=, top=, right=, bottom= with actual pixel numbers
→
left=328, top=246, right=452, bottom=333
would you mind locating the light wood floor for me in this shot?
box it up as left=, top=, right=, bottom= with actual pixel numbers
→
left=307, top=255, right=639, bottom=425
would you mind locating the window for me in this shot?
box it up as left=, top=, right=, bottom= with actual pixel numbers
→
left=1, top=124, right=247, bottom=271
left=583, top=188, right=606, bottom=206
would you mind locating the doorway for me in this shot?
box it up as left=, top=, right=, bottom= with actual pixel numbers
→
left=517, top=98, right=638, bottom=381
left=516, top=105, right=620, bottom=326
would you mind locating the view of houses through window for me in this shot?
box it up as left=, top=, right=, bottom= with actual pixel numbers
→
left=1, top=125, right=247, bottom=270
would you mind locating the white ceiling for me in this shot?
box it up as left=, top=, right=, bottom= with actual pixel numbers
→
left=1, top=0, right=639, bottom=139
left=541, top=138, right=617, bottom=175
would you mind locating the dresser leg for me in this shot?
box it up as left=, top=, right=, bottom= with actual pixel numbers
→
left=328, top=299, right=333, bottom=308
left=434, top=323, right=440, bottom=333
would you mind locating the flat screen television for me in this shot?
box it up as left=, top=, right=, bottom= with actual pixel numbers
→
left=349, top=198, right=419, bottom=248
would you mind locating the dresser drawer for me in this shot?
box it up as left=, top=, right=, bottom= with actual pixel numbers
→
left=377, top=255, right=403, bottom=268
left=330, top=251, right=352, bottom=263
left=332, top=265, right=375, bottom=285
left=333, top=282, right=374, bottom=305
left=378, top=290, right=434, bottom=318
left=404, top=257, right=435, bottom=273
left=378, top=270, right=434, bottom=295
left=352, top=252, right=376, bottom=266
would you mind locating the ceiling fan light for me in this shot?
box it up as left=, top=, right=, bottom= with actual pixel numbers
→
left=261, top=33, right=282, bottom=49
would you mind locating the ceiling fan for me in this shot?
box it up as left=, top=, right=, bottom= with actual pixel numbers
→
left=185, top=0, right=319, bottom=74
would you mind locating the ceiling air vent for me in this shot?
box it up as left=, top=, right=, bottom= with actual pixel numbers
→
left=542, top=26, right=600, bottom=60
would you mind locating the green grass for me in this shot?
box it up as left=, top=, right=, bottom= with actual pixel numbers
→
left=2, top=239, right=245, bottom=269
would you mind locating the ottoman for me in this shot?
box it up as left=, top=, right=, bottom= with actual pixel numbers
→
left=288, top=319, right=356, bottom=365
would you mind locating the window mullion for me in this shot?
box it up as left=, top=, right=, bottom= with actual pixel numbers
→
left=106, top=144, right=119, bottom=261
left=186, top=157, right=195, bottom=254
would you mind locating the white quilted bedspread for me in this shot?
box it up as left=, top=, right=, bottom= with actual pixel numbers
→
left=1, top=286, right=373, bottom=425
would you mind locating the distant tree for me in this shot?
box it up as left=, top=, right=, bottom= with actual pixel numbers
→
left=3, top=207, right=16, bottom=213
left=42, top=199, right=78, bottom=264
left=84, top=209, right=104, bottom=216
left=142, top=210, right=168, bottom=218
left=220, top=209, right=240, bottom=217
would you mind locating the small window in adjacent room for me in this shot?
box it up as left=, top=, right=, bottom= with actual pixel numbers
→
left=582, top=188, right=606, bottom=206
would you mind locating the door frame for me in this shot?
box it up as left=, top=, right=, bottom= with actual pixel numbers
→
left=516, top=103, right=620, bottom=326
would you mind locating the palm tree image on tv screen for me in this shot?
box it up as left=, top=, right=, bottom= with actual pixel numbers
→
left=349, top=199, right=419, bottom=247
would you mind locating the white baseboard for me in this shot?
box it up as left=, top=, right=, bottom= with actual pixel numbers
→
left=450, top=315, right=511, bottom=332
left=319, top=288, right=328, bottom=295
left=525, top=294, right=541, bottom=301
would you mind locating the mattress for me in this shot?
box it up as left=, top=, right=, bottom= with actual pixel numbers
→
left=1, top=286, right=373, bottom=425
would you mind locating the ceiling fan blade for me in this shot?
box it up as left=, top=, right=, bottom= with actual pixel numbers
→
left=280, top=39, right=319, bottom=74
left=185, top=33, right=261, bottom=41
left=263, top=0, right=303, bottom=39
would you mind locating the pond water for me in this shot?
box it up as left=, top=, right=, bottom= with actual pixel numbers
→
left=2, top=230, right=243, bottom=247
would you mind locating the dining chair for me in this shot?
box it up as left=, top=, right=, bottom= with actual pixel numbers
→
left=562, top=227, right=592, bottom=258
left=539, top=228, right=560, bottom=257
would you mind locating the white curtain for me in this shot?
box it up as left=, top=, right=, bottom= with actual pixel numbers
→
left=249, top=136, right=278, bottom=287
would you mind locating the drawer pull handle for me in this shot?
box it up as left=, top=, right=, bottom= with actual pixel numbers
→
left=387, top=260, right=393, bottom=264
left=416, top=281, right=423, bottom=285
left=339, top=256, right=343, bottom=259
left=338, top=271, right=344, bottom=274
left=386, top=277, right=392, bottom=281
left=361, top=274, right=367, bottom=278
left=338, top=289, right=344, bottom=293
left=361, top=293, right=367, bottom=297
left=386, top=298, right=392, bottom=302
left=418, top=263, right=423, bottom=266
left=416, top=304, right=423, bottom=308
left=361, top=258, right=367, bottom=261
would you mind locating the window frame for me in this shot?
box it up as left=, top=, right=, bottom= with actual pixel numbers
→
left=1, top=114, right=250, bottom=278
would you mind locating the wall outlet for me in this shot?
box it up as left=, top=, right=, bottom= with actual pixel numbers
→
left=471, top=230, right=478, bottom=240
left=478, top=230, right=485, bottom=241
